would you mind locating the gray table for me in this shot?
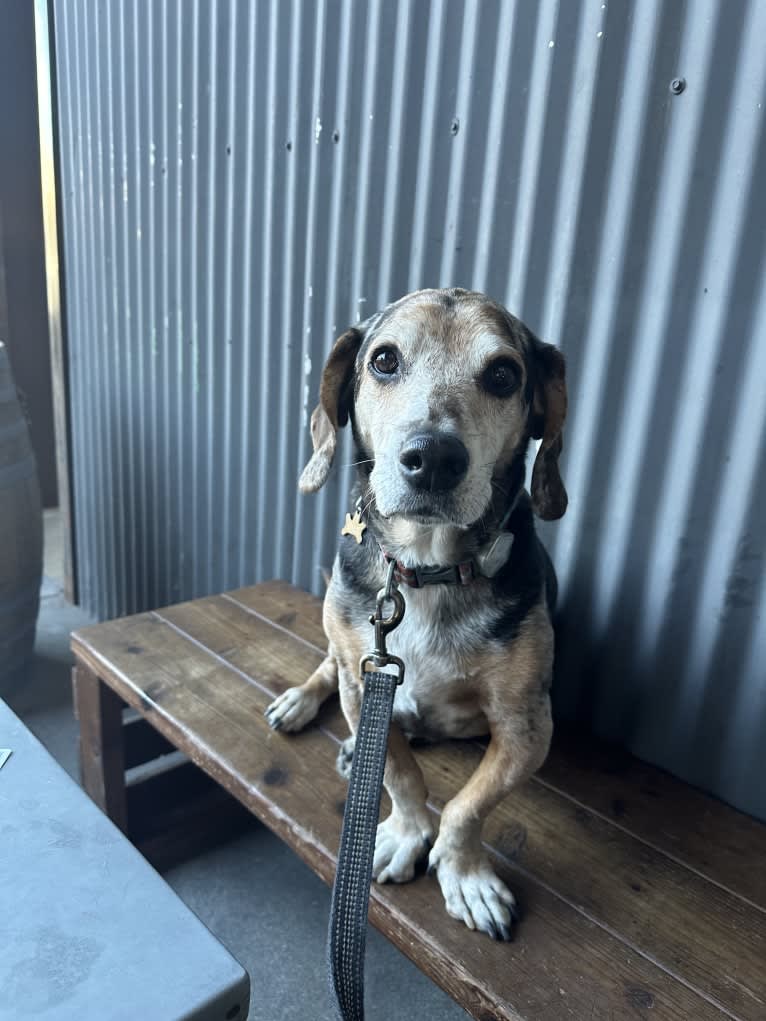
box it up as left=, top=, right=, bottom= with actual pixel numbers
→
left=0, top=701, right=250, bottom=1020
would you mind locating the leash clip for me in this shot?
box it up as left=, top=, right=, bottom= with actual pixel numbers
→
left=359, top=560, right=406, bottom=684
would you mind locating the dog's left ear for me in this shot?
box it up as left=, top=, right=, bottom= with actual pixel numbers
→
left=299, top=328, right=363, bottom=493
left=529, top=337, right=568, bottom=520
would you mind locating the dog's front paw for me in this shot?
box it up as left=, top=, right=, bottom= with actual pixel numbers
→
left=336, top=736, right=355, bottom=779
left=373, top=812, right=434, bottom=884
left=264, top=687, right=320, bottom=733
left=428, top=846, right=519, bottom=941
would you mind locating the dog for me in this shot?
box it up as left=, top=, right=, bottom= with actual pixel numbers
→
left=265, top=287, right=567, bottom=941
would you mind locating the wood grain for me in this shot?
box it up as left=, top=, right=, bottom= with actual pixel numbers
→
left=72, top=663, right=127, bottom=832
left=540, top=729, right=766, bottom=910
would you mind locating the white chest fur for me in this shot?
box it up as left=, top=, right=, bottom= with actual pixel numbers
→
left=369, top=586, right=490, bottom=740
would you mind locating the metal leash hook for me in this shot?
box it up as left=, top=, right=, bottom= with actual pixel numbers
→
left=359, top=558, right=406, bottom=683
left=328, top=557, right=407, bottom=1021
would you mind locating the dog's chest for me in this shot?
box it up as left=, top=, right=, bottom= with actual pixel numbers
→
left=377, top=588, right=489, bottom=740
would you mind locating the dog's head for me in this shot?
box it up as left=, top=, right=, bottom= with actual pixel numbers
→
left=300, top=288, right=567, bottom=525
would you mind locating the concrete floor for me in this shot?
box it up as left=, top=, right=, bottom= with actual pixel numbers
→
left=6, top=512, right=466, bottom=1020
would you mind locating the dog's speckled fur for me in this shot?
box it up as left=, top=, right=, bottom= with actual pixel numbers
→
left=265, top=288, right=567, bottom=941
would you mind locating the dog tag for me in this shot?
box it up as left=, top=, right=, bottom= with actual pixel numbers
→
left=341, top=510, right=367, bottom=545
left=476, top=532, right=514, bottom=578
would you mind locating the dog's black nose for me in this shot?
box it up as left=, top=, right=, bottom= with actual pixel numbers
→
left=399, top=432, right=469, bottom=492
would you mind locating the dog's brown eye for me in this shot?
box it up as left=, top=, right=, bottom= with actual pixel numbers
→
left=371, top=348, right=399, bottom=376
left=482, top=358, right=520, bottom=397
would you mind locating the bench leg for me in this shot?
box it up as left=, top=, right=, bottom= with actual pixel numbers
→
left=73, top=663, right=128, bottom=833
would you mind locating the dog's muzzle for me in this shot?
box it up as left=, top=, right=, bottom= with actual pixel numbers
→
left=398, top=430, right=469, bottom=493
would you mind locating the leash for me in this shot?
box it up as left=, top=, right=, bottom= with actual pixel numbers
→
left=327, top=560, right=405, bottom=1021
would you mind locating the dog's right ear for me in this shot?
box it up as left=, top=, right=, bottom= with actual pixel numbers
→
left=529, top=337, right=568, bottom=520
left=299, top=328, right=363, bottom=493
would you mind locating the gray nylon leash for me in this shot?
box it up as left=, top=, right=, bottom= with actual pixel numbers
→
left=327, top=565, right=405, bottom=1021
left=327, top=669, right=398, bottom=1021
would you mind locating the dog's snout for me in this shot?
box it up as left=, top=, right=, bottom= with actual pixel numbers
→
left=398, top=432, right=469, bottom=492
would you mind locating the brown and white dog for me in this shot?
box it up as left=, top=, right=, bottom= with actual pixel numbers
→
left=265, top=287, right=567, bottom=941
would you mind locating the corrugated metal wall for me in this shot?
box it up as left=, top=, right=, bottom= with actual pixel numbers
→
left=52, top=0, right=766, bottom=820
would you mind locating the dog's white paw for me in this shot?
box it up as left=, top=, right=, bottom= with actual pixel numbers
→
left=264, top=687, right=320, bottom=733
left=428, top=847, right=518, bottom=941
left=336, top=736, right=355, bottom=779
left=373, top=813, right=434, bottom=884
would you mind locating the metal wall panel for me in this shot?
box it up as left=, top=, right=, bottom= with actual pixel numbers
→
left=52, top=0, right=766, bottom=819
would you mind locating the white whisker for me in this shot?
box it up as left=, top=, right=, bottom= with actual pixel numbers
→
left=361, top=493, right=376, bottom=518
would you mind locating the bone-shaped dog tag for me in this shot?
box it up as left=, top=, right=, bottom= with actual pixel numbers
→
left=476, top=532, right=514, bottom=578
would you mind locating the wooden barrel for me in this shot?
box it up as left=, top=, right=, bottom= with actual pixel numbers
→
left=0, top=341, right=42, bottom=689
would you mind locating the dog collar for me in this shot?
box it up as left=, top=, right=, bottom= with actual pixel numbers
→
left=378, top=552, right=482, bottom=587
left=339, top=496, right=518, bottom=588
left=342, top=497, right=518, bottom=588
left=378, top=524, right=515, bottom=588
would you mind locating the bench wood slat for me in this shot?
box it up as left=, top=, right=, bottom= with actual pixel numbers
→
left=72, top=597, right=747, bottom=1021
left=540, top=731, right=766, bottom=910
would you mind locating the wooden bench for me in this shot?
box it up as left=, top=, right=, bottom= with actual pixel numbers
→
left=71, top=581, right=766, bottom=1021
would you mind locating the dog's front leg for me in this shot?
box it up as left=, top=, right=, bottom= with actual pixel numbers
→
left=337, top=667, right=435, bottom=883
left=428, top=701, right=552, bottom=941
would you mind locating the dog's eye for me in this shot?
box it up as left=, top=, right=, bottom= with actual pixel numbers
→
left=371, top=348, right=399, bottom=376
left=481, top=358, right=520, bottom=397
